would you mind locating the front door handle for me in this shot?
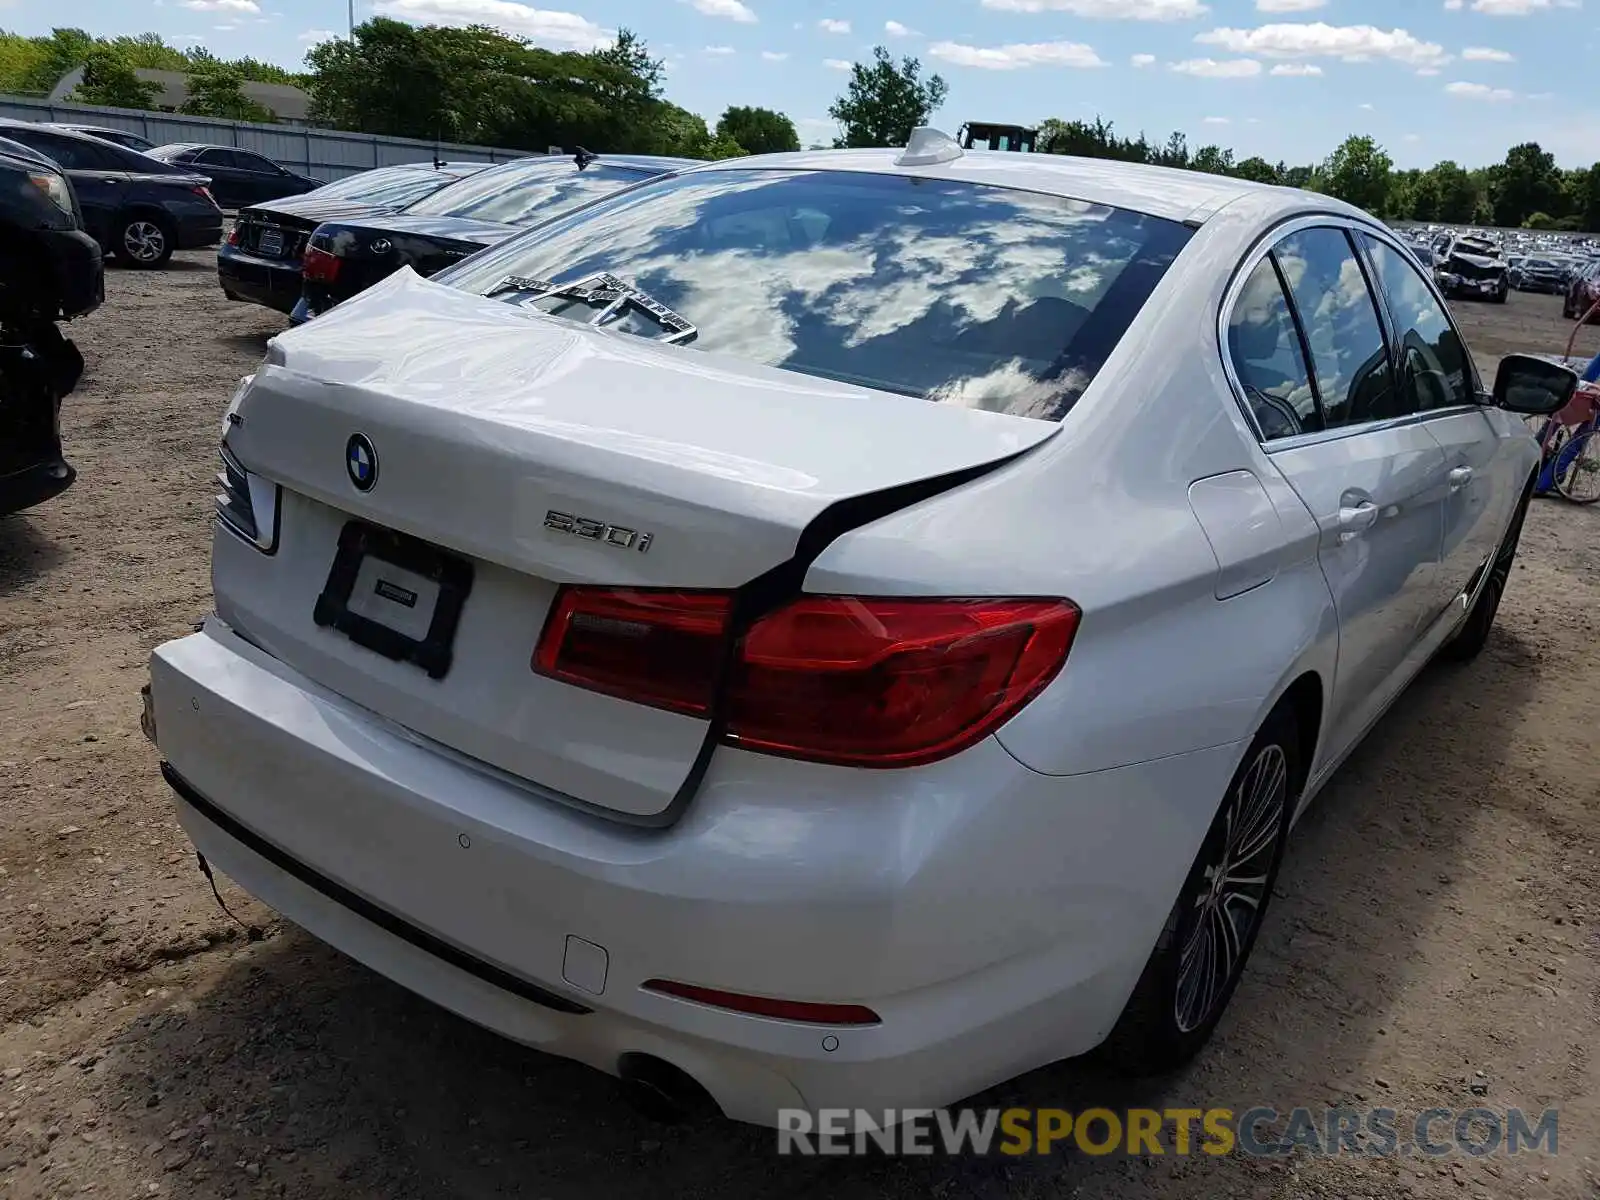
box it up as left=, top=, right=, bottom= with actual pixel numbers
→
left=1448, top=466, right=1474, bottom=492
left=1336, top=500, right=1379, bottom=543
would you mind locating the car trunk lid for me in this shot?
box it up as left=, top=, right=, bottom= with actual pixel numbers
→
left=217, top=268, right=1056, bottom=820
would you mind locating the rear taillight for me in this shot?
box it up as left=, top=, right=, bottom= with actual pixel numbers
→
left=532, top=589, right=1079, bottom=768
left=225, top=225, right=240, bottom=247
left=302, top=244, right=341, bottom=283
left=194, top=185, right=217, bottom=205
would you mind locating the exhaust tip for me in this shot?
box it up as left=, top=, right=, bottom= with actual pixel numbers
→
left=616, top=1053, right=720, bottom=1125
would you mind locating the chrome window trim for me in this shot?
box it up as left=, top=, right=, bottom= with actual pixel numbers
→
left=1218, top=214, right=1485, bottom=452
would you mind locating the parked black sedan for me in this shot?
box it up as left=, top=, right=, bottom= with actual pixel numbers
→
left=0, top=120, right=222, bottom=268
left=1509, top=255, right=1573, bottom=295
left=45, top=123, right=157, bottom=153
left=220, top=161, right=489, bottom=316
left=146, top=144, right=322, bottom=210
left=1, top=134, right=102, bottom=515
left=298, top=153, right=693, bottom=322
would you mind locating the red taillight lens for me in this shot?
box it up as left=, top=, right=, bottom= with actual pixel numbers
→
left=302, top=244, right=341, bottom=283
left=225, top=224, right=239, bottom=247
left=195, top=185, right=216, bottom=205
left=642, top=979, right=881, bottom=1026
left=726, top=596, right=1079, bottom=767
left=533, top=588, right=730, bottom=716
left=532, top=589, right=1078, bottom=767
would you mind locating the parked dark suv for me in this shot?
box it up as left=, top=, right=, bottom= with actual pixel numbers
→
left=0, top=134, right=102, bottom=515
left=0, top=120, right=222, bottom=268
left=146, top=144, right=322, bottom=210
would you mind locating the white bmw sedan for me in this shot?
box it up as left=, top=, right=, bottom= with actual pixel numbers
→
left=145, top=131, right=1575, bottom=1125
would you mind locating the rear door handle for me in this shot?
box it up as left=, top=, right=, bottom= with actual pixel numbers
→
left=1336, top=500, right=1379, bottom=543
left=1448, top=466, right=1473, bottom=492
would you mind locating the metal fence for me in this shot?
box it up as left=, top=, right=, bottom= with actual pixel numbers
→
left=0, top=94, right=533, bottom=181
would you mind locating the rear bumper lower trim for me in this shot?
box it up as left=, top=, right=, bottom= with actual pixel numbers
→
left=159, top=761, right=594, bottom=1017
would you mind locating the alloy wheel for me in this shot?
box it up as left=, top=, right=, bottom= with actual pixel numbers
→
left=1174, top=743, right=1287, bottom=1034
left=123, top=221, right=166, bottom=263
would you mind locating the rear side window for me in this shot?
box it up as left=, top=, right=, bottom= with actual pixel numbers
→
left=407, top=162, right=650, bottom=226
left=1361, top=235, right=1477, bottom=411
left=1274, top=227, right=1398, bottom=426
left=7, top=130, right=110, bottom=171
left=1229, top=258, right=1319, bottom=440
left=441, top=169, right=1194, bottom=421
left=197, top=148, right=240, bottom=169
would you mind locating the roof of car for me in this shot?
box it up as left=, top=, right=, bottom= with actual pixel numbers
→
left=672, top=146, right=1353, bottom=225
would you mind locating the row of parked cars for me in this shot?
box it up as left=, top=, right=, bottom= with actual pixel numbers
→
left=1399, top=222, right=1600, bottom=319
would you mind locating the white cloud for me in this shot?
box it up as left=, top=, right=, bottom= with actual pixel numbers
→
left=1461, top=45, right=1515, bottom=59
left=1359, top=100, right=1374, bottom=108
left=979, top=0, right=1208, bottom=18
left=1404, top=132, right=1421, bottom=140
left=704, top=44, right=735, bottom=54
left=1257, top=0, right=1325, bottom=8
left=1269, top=61, right=1322, bottom=73
left=1445, top=79, right=1515, bottom=98
left=760, top=49, right=787, bottom=59
left=929, top=39, right=1109, bottom=68
left=1196, top=23, right=1452, bottom=69
left=1470, top=0, right=1578, bottom=11
left=1131, top=51, right=1157, bottom=64
left=818, top=17, right=851, bottom=32
left=1170, top=56, right=1263, bottom=76
left=823, top=57, right=853, bottom=69
left=885, top=19, right=914, bottom=35
left=213, top=22, right=238, bottom=30
left=179, top=0, right=259, bottom=10
left=372, top=0, right=611, bottom=47
left=1203, top=115, right=1230, bottom=123
left=1416, top=65, right=1442, bottom=74
left=297, top=27, right=337, bottom=40
left=1443, top=0, right=1463, bottom=7
left=686, top=0, right=756, bottom=21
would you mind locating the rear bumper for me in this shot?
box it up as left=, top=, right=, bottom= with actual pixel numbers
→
left=0, top=456, right=75, bottom=516
left=149, top=619, right=1242, bottom=1124
left=175, top=213, right=224, bottom=251
left=218, top=246, right=302, bottom=315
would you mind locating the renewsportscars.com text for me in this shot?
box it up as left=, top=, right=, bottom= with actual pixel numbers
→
left=776, top=1106, right=1559, bottom=1158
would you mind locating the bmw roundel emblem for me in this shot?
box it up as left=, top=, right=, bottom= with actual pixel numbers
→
left=346, top=433, right=378, bottom=492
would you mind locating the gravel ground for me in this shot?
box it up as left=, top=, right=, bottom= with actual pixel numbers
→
left=1, top=257, right=1599, bottom=1200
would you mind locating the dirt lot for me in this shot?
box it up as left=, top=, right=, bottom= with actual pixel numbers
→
left=2, top=258, right=1599, bottom=1200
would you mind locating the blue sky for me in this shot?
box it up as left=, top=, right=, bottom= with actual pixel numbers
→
left=6, top=0, right=1597, bottom=167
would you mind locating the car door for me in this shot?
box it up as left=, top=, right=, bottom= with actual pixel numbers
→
left=1358, top=232, right=1524, bottom=647
left=1233, top=224, right=1448, bottom=761
left=230, top=150, right=292, bottom=206
left=3, top=129, right=126, bottom=248
left=194, top=149, right=247, bottom=209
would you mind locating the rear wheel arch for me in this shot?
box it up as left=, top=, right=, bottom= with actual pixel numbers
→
left=1277, top=670, right=1323, bottom=795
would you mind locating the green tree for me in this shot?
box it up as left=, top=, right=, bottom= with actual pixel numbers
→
left=715, top=106, right=798, bottom=155
left=1524, top=211, right=1558, bottom=229
left=1315, top=134, right=1392, bottom=214
left=1576, top=163, right=1600, bottom=234
left=1424, top=160, right=1478, bottom=224
left=72, top=47, right=161, bottom=108
left=182, top=65, right=273, bottom=121
left=1492, top=142, right=1565, bottom=228
left=1234, top=156, right=1280, bottom=185
left=1190, top=144, right=1234, bottom=176
left=827, top=46, right=947, bottom=149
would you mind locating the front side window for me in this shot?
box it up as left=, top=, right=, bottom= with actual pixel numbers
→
left=407, top=162, right=651, bottom=226
left=1229, top=257, right=1319, bottom=440
left=440, top=169, right=1194, bottom=421
left=1362, top=234, right=1477, bottom=412
left=1275, top=227, right=1398, bottom=426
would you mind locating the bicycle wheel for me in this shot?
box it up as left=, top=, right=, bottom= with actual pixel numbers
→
left=1555, top=428, right=1600, bottom=504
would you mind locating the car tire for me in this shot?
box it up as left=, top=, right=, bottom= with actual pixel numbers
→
left=1492, top=286, right=1508, bottom=305
left=1095, top=706, right=1300, bottom=1076
left=117, top=214, right=174, bottom=269
left=1442, top=487, right=1530, bottom=662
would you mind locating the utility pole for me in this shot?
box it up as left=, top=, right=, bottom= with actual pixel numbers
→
left=348, top=0, right=354, bottom=39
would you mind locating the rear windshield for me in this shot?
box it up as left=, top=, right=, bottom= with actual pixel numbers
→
left=310, top=167, right=462, bottom=208
left=406, top=161, right=652, bottom=226
left=440, top=168, right=1193, bottom=421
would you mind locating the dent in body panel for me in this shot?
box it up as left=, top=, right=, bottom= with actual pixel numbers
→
left=1187, top=470, right=1283, bottom=599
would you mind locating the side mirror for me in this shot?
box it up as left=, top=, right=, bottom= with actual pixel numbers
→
left=1493, top=353, right=1578, bottom=415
